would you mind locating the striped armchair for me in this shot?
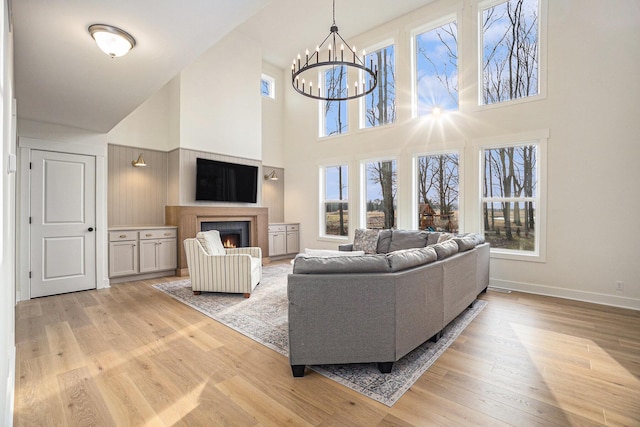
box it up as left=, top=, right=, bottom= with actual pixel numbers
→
left=183, top=230, right=262, bottom=298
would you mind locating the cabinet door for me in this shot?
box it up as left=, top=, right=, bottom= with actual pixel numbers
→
left=286, top=231, right=299, bottom=254
left=157, top=238, right=177, bottom=271
left=269, top=233, right=286, bottom=256
left=109, top=241, right=138, bottom=277
left=139, top=240, right=159, bottom=273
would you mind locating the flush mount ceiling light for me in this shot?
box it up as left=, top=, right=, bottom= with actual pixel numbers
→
left=131, top=153, right=146, bottom=167
left=291, top=0, right=378, bottom=101
left=88, top=24, right=136, bottom=58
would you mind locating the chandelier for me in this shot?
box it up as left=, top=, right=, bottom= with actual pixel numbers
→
left=291, top=0, right=378, bottom=101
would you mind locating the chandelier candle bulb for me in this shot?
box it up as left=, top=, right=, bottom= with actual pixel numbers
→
left=305, top=49, right=309, bottom=63
left=341, top=44, right=344, bottom=61
left=328, top=44, right=332, bottom=62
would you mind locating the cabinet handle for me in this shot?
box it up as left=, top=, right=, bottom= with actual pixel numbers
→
left=119, top=234, right=127, bottom=238
left=164, top=232, right=171, bottom=236
left=146, top=233, right=152, bottom=237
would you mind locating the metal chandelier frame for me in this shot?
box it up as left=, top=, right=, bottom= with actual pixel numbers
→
left=291, top=0, right=378, bottom=101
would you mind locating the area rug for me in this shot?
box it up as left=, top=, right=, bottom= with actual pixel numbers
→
left=153, top=264, right=486, bottom=406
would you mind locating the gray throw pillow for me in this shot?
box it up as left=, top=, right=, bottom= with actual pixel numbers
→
left=389, top=230, right=429, bottom=252
left=376, top=229, right=393, bottom=253
left=426, top=232, right=441, bottom=246
left=386, top=247, right=437, bottom=272
left=353, top=228, right=379, bottom=254
left=433, top=239, right=459, bottom=260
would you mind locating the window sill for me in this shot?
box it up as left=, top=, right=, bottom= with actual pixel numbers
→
left=490, top=249, right=545, bottom=263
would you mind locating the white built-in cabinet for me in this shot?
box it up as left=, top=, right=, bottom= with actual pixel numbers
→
left=109, top=226, right=177, bottom=283
left=268, top=223, right=299, bottom=257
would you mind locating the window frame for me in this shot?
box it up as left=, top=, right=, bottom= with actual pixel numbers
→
left=412, top=149, right=463, bottom=232
left=477, top=0, right=548, bottom=109
left=260, top=73, right=275, bottom=100
left=319, top=163, right=350, bottom=241
left=476, top=129, right=548, bottom=262
left=359, top=38, right=397, bottom=130
left=319, top=66, right=349, bottom=138
left=410, top=13, right=460, bottom=119
left=359, top=156, right=398, bottom=230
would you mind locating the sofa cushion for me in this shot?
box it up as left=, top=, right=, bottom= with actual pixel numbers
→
left=353, top=228, right=379, bottom=254
left=386, top=247, right=437, bottom=272
left=437, top=232, right=455, bottom=243
left=426, top=232, right=441, bottom=246
left=453, top=236, right=477, bottom=252
left=389, top=230, right=429, bottom=252
left=293, top=254, right=390, bottom=274
left=305, top=248, right=365, bottom=257
left=433, top=239, right=459, bottom=260
left=376, top=229, right=393, bottom=253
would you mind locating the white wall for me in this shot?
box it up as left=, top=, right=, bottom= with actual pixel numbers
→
left=1, top=0, right=15, bottom=422
left=261, top=61, right=285, bottom=168
left=179, top=30, right=262, bottom=160
left=282, top=0, right=640, bottom=309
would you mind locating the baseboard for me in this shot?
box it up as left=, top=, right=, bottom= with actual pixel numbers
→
left=490, top=278, right=640, bottom=311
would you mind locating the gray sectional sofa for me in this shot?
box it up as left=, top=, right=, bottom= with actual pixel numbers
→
left=287, top=229, right=489, bottom=377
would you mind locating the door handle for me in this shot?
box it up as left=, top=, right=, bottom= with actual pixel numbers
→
left=88, top=227, right=94, bottom=232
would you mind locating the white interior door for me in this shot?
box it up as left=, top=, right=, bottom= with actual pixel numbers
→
left=30, top=150, right=96, bottom=297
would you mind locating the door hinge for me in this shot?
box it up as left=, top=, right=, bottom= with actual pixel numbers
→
left=29, top=162, right=32, bottom=169
left=29, top=217, right=31, bottom=224
left=29, top=271, right=32, bottom=279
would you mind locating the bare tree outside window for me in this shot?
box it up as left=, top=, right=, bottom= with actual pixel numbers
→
left=483, top=145, right=537, bottom=251
left=324, top=66, right=348, bottom=136
left=417, top=154, right=459, bottom=232
left=323, top=165, right=348, bottom=236
left=415, top=20, right=458, bottom=115
left=364, top=45, right=396, bottom=127
left=482, top=0, right=538, bottom=105
left=366, top=160, right=397, bottom=229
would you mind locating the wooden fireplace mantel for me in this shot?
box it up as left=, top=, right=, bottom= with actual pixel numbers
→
left=165, top=205, right=270, bottom=276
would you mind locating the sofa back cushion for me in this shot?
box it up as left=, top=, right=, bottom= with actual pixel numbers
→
left=453, top=236, right=477, bottom=252
left=353, top=228, right=380, bottom=254
left=293, top=254, right=391, bottom=274
left=432, top=239, right=459, bottom=260
left=389, top=230, right=430, bottom=252
left=386, top=247, right=437, bottom=272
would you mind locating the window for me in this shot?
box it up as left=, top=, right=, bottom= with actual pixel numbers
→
left=416, top=153, right=459, bottom=232
left=362, top=44, right=396, bottom=128
left=481, top=136, right=546, bottom=260
left=321, top=165, right=349, bottom=237
left=414, top=18, right=458, bottom=116
left=261, top=74, right=275, bottom=99
left=362, top=159, right=397, bottom=229
left=480, top=0, right=539, bottom=105
left=321, top=66, right=348, bottom=137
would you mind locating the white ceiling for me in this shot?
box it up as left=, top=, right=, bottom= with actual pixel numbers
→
left=13, top=0, right=432, bottom=133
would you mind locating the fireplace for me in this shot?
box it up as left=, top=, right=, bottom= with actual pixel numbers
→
left=165, top=205, right=269, bottom=276
left=201, top=221, right=250, bottom=248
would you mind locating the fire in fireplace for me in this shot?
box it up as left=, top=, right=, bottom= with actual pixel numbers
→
left=201, top=221, right=250, bottom=248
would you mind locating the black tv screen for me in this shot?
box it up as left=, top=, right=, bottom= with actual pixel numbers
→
left=195, top=158, right=258, bottom=203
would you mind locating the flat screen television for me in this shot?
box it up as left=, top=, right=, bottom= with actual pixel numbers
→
left=195, top=158, right=258, bottom=203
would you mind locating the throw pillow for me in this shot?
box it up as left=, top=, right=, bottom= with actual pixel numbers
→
left=389, top=230, right=429, bottom=252
left=437, top=232, right=454, bottom=243
left=195, top=232, right=210, bottom=255
left=376, top=229, right=393, bottom=253
left=353, top=228, right=379, bottom=254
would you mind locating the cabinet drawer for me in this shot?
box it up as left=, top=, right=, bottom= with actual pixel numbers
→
left=139, top=229, right=177, bottom=240
left=269, top=224, right=286, bottom=233
left=109, top=231, right=137, bottom=242
left=286, top=224, right=299, bottom=231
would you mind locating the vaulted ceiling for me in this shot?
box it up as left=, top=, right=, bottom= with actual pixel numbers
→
left=13, top=0, right=432, bottom=133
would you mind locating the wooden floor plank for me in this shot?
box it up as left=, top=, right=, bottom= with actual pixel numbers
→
left=13, top=272, right=640, bottom=426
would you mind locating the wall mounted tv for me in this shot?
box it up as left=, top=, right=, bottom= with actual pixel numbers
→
left=195, top=158, right=258, bottom=203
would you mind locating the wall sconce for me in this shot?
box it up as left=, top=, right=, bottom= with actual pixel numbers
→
left=264, top=170, right=278, bottom=181
left=88, top=24, right=136, bottom=58
left=131, top=153, right=147, bottom=167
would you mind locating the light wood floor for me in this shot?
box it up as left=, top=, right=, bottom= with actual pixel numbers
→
left=14, top=269, right=640, bottom=426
